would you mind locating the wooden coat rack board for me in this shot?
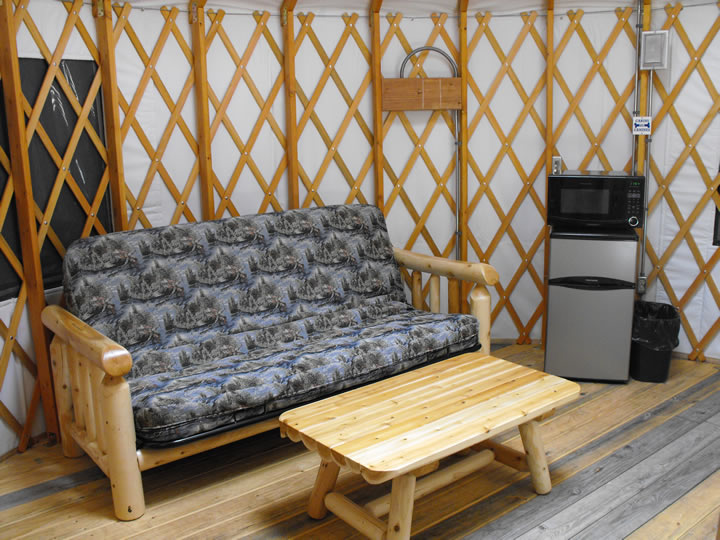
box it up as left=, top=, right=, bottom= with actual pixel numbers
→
left=382, top=77, right=462, bottom=111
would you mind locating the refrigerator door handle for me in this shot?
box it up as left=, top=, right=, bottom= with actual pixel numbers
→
left=548, top=276, right=636, bottom=290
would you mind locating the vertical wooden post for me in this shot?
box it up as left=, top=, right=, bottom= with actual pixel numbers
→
left=93, top=0, right=128, bottom=231
left=282, top=0, right=299, bottom=209
left=635, top=0, right=652, bottom=172
left=370, top=0, right=384, bottom=211
left=190, top=0, right=214, bottom=220
left=542, top=0, right=555, bottom=345
left=0, top=0, right=60, bottom=444
left=459, top=0, right=469, bottom=312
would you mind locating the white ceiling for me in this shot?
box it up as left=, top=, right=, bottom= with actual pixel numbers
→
left=122, top=1, right=714, bottom=16
left=128, top=0, right=716, bottom=17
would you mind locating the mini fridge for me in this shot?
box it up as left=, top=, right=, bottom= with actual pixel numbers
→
left=544, top=227, right=638, bottom=381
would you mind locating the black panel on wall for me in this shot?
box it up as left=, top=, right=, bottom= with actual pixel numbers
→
left=0, top=58, right=112, bottom=301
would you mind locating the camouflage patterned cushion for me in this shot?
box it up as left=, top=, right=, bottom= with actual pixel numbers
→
left=63, top=205, right=479, bottom=445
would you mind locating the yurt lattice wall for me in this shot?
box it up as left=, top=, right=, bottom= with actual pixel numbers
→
left=1, top=0, right=720, bottom=454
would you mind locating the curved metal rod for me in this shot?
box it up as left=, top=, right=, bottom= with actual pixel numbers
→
left=399, top=46, right=461, bottom=261
left=399, top=46, right=458, bottom=78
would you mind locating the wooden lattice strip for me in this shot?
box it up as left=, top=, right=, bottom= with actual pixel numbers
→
left=389, top=15, right=457, bottom=149
left=159, top=6, right=221, bottom=224
left=574, top=8, right=636, bottom=170
left=431, top=12, right=459, bottom=64
left=650, top=5, right=714, bottom=131
left=573, top=8, right=634, bottom=169
left=112, top=6, right=197, bottom=226
left=0, top=284, right=28, bottom=390
left=549, top=10, right=596, bottom=147
left=20, top=0, right=103, bottom=153
left=111, top=5, right=177, bottom=227
left=33, top=70, right=105, bottom=247
left=15, top=1, right=105, bottom=157
left=0, top=319, right=37, bottom=379
left=337, top=13, right=405, bottom=206
left=0, top=401, right=22, bottom=437
left=679, top=229, right=720, bottom=310
left=553, top=10, right=631, bottom=171
left=299, top=14, right=376, bottom=207
left=1, top=0, right=62, bottom=444
left=119, top=7, right=200, bottom=227
left=643, top=239, right=703, bottom=360
left=163, top=6, right=222, bottom=224
left=465, top=13, right=543, bottom=219
left=295, top=13, right=361, bottom=207
left=466, top=57, right=546, bottom=223
left=381, top=14, right=454, bottom=225
left=243, top=11, right=330, bottom=214
left=465, top=14, right=545, bottom=240
left=466, top=12, right=536, bottom=141
left=206, top=11, right=267, bottom=206
left=517, top=230, right=548, bottom=341
left=15, top=2, right=110, bottom=248
left=483, top=154, right=547, bottom=292
left=465, top=12, right=551, bottom=334
left=208, top=11, right=291, bottom=216
left=63, top=2, right=125, bottom=237
left=18, top=101, right=99, bottom=256
left=336, top=14, right=381, bottom=204
left=643, top=7, right=720, bottom=307
left=262, top=12, right=319, bottom=208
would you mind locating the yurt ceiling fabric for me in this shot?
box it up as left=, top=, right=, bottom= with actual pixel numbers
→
left=1, top=0, right=720, bottom=455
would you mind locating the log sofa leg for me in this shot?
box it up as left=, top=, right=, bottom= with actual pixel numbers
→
left=308, top=460, right=340, bottom=519
left=49, top=339, right=84, bottom=458
left=102, top=375, right=145, bottom=520
left=518, top=419, right=552, bottom=495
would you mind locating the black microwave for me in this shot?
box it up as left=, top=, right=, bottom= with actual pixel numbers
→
left=547, top=172, right=645, bottom=229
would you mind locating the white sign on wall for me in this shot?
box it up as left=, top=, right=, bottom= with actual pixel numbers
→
left=633, top=116, right=652, bottom=135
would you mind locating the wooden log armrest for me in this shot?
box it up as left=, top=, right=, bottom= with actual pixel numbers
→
left=393, top=247, right=498, bottom=354
left=41, top=304, right=132, bottom=377
left=393, top=247, right=499, bottom=286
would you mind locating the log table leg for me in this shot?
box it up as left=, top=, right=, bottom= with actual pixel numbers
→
left=518, top=419, right=552, bottom=495
left=308, top=460, right=340, bottom=519
left=387, top=474, right=416, bottom=540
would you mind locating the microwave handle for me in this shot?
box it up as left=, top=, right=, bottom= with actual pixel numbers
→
left=550, top=216, right=628, bottom=226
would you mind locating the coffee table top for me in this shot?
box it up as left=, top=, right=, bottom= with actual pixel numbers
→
left=279, top=352, right=580, bottom=484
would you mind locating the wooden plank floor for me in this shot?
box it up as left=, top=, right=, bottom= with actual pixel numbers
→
left=0, top=345, right=718, bottom=539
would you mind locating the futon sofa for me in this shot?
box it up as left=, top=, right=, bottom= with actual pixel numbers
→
left=42, top=204, right=498, bottom=520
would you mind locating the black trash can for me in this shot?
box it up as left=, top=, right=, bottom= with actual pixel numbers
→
left=630, top=301, right=681, bottom=382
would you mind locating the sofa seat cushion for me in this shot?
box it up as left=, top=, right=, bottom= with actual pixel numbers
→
left=129, top=299, right=478, bottom=444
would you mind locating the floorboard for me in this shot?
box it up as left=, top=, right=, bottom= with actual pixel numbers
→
left=627, top=469, right=720, bottom=539
left=0, top=345, right=717, bottom=540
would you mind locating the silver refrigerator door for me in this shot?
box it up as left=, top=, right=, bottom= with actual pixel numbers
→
left=548, top=235, right=637, bottom=282
left=544, top=234, right=637, bottom=381
left=545, top=285, right=635, bottom=380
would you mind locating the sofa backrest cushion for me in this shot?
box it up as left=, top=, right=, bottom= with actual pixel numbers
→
left=63, top=205, right=406, bottom=376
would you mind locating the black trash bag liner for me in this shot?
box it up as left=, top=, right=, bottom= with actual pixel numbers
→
left=632, top=301, right=681, bottom=352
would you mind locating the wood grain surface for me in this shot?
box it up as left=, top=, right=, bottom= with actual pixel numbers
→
left=280, top=352, right=580, bottom=483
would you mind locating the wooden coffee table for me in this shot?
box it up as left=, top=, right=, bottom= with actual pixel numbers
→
left=279, top=352, right=580, bottom=539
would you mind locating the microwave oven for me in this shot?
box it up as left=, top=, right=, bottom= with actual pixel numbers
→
left=547, top=172, right=645, bottom=229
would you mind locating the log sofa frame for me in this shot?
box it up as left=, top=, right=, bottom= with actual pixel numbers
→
left=42, top=247, right=498, bottom=521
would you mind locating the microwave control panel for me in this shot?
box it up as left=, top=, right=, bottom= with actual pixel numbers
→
left=626, top=180, right=644, bottom=227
